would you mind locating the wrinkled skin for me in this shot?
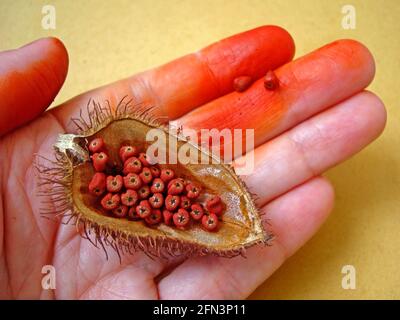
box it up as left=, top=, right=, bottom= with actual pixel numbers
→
left=0, top=27, right=386, bottom=299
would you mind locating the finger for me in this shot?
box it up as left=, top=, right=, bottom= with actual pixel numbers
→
left=0, top=37, right=68, bottom=136
left=173, top=39, right=375, bottom=154
left=51, top=26, right=295, bottom=129
left=159, top=177, right=334, bottom=299
left=53, top=227, right=162, bottom=299
left=241, top=90, right=386, bottom=206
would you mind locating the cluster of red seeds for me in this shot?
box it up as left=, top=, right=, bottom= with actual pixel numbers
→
left=87, top=137, right=225, bottom=231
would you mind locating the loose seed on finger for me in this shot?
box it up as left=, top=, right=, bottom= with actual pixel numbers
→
left=264, top=70, right=279, bottom=91
left=233, top=75, right=253, bottom=92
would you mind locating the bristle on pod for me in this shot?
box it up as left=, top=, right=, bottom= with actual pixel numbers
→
left=35, top=97, right=271, bottom=260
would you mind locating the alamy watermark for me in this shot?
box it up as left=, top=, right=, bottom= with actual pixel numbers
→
left=341, top=5, right=356, bottom=30
left=341, top=265, right=356, bottom=290
left=41, top=5, right=56, bottom=30
left=144, top=126, right=255, bottom=175
left=41, top=265, right=56, bottom=290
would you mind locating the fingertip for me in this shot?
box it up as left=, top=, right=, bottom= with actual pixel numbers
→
left=350, top=90, right=387, bottom=144
left=43, top=37, right=69, bottom=70
left=250, top=25, right=296, bottom=59
left=0, top=37, right=69, bottom=136
left=266, top=176, right=335, bottom=257
left=18, top=37, right=69, bottom=86
left=43, top=37, right=69, bottom=87
left=313, top=176, right=335, bottom=214
left=324, top=39, right=376, bottom=86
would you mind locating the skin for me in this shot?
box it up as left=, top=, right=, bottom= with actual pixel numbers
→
left=0, top=26, right=386, bottom=299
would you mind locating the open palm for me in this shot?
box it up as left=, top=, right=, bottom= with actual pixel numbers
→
left=0, top=26, right=386, bottom=299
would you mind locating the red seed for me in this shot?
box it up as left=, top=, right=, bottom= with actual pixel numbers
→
left=139, top=167, right=153, bottom=184
left=123, top=173, right=142, bottom=190
left=160, top=168, right=175, bottom=182
left=233, top=75, right=253, bottom=92
left=136, top=200, right=151, bottom=218
left=264, top=70, right=279, bottom=91
left=165, top=195, right=180, bottom=211
left=206, top=195, right=221, bottom=207
left=209, top=203, right=224, bottom=216
left=119, top=145, right=138, bottom=162
left=128, top=206, right=140, bottom=220
left=162, top=210, right=173, bottom=225
left=89, top=137, right=104, bottom=153
left=201, top=213, right=219, bottom=231
left=92, top=152, right=108, bottom=171
left=112, top=205, right=128, bottom=218
left=168, top=178, right=184, bottom=195
left=88, top=172, right=106, bottom=196
left=138, top=152, right=154, bottom=167
left=173, top=209, right=190, bottom=228
left=205, top=196, right=224, bottom=216
left=183, top=179, right=192, bottom=186
left=180, top=195, right=191, bottom=210
left=145, top=209, right=162, bottom=225
left=149, top=193, right=164, bottom=209
left=123, top=156, right=142, bottom=174
left=150, top=178, right=165, bottom=193
left=168, top=177, right=185, bottom=189
left=149, top=166, right=161, bottom=178
left=101, top=193, right=120, bottom=210
left=106, top=175, right=123, bottom=193
left=186, top=183, right=201, bottom=199
left=121, top=189, right=138, bottom=206
left=138, top=185, right=151, bottom=199
left=190, top=203, right=204, bottom=221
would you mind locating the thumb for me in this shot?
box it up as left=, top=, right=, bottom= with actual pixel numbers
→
left=0, top=37, right=69, bottom=136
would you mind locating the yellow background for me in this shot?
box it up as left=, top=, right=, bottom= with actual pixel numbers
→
left=1, top=0, right=399, bottom=299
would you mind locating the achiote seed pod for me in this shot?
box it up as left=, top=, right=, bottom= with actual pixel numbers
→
left=36, top=98, right=270, bottom=259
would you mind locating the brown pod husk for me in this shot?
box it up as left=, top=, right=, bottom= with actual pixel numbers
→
left=36, top=98, right=271, bottom=259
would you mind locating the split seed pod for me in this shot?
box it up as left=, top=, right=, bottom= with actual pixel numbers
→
left=36, top=98, right=271, bottom=259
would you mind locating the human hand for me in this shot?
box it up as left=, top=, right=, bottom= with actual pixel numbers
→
left=0, top=26, right=385, bottom=299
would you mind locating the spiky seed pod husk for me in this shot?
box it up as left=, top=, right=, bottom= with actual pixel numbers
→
left=36, top=97, right=272, bottom=259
